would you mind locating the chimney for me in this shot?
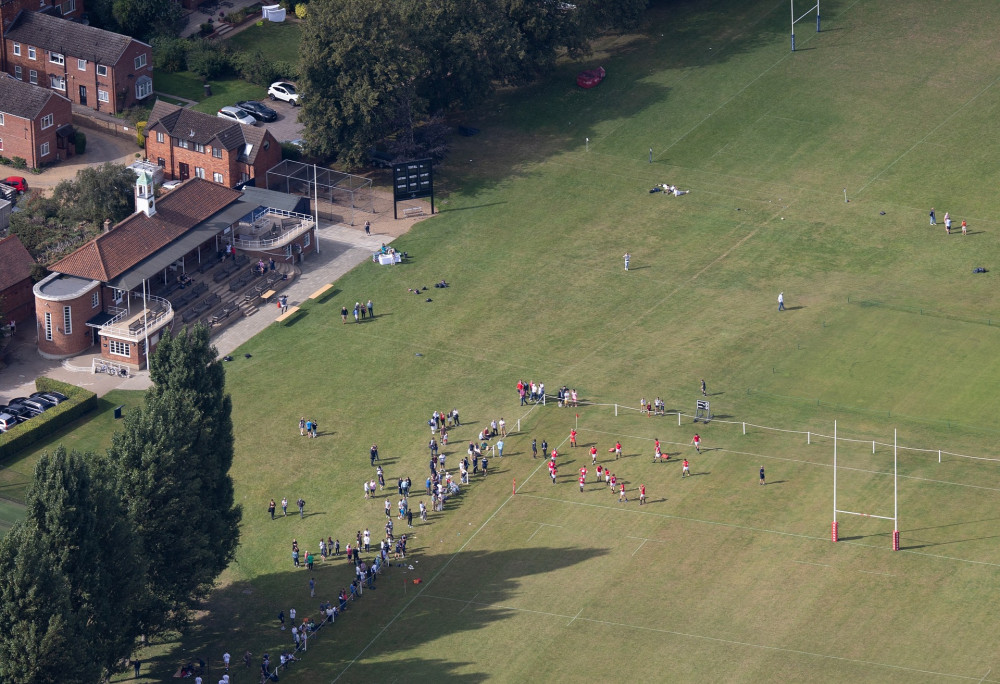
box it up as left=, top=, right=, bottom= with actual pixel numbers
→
left=103, top=219, right=112, bottom=233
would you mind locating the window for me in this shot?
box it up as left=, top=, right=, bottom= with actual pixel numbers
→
left=134, top=53, right=147, bottom=69
left=63, top=306, right=72, bottom=335
left=263, top=140, right=269, bottom=150
left=194, top=143, right=204, bottom=153
left=0, top=139, right=3, bottom=151
left=28, top=47, right=36, bottom=60
left=194, top=167, right=205, bottom=179
left=212, top=146, right=222, bottom=159
left=44, top=312, right=52, bottom=341
left=96, top=65, right=107, bottom=77
left=303, top=231, right=310, bottom=247
left=177, top=138, right=189, bottom=149
left=135, top=79, right=152, bottom=100
left=29, top=70, right=37, bottom=85
left=91, top=291, right=99, bottom=309
left=156, top=131, right=164, bottom=143
left=156, top=157, right=165, bottom=168
left=112, top=288, right=124, bottom=304
left=50, top=53, right=64, bottom=66
left=284, top=244, right=292, bottom=258
left=77, top=58, right=86, bottom=71
left=0, top=113, right=4, bottom=126
left=40, top=114, right=53, bottom=129
left=213, top=172, right=224, bottom=183
left=40, top=141, right=49, bottom=157
left=109, top=339, right=131, bottom=357
left=50, top=75, right=66, bottom=91
left=97, top=90, right=109, bottom=103
left=13, top=66, right=21, bottom=80
left=62, top=0, right=75, bottom=13
left=12, top=43, right=20, bottom=56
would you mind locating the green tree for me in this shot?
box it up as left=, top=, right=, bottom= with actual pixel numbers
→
left=107, top=325, right=241, bottom=634
left=112, top=0, right=183, bottom=41
left=53, top=162, right=137, bottom=228
left=0, top=448, right=142, bottom=683
left=299, top=0, right=426, bottom=167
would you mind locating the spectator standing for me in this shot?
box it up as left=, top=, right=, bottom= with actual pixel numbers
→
left=297, top=498, right=306, bottom=518
left=268, top=499, right=276, bottom=520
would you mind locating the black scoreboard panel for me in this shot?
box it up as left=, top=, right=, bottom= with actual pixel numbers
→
left=393, top=159, right=433, bottom=200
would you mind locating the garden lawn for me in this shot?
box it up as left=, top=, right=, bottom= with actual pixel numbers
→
left=225, top=20, right=302, bottom=64
left=100, top=0, right=1000, bottom=680
left=152, top=69, right=267, bottom=114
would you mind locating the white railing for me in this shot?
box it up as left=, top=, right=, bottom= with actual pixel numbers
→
left=232, top=209, right=314, bottom=250
left=100, top=293, right=173, bottom=340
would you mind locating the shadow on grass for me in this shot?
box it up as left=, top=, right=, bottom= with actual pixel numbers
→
left=140, top=545, right=606, bottom=682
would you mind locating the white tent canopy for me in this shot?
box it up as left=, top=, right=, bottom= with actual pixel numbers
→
left=262, top=4, right=285, bottom=21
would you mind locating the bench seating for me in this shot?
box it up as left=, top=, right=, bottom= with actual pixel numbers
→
left=275, top=305, right=300, bottom=323
left=309, top=284, right=333, bottom=300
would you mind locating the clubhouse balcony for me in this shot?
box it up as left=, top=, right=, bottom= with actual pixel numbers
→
left=232, top=209, right=315, bottom=251
left=99, top=292, right=173, bottom=343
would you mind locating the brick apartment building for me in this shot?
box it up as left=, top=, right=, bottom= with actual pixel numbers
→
left=4, top=10, right=152, bottom=113
left=0, top=73, right=73, bottom=167
left=145, top=101, right=282, bottom=189
left=0, top=234, right=36, bottom=326
left=0, top=0, right=85, bottom=74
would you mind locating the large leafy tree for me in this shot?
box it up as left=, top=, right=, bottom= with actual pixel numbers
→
left=53, top=162, right=137, bottom=228
left=300, top=0, right=649, bottom=167
left=112, top=0, right=184, bottom=41
left=0, top=448, right=142, bottom=683
left=106, top=325, right=241, bottom=634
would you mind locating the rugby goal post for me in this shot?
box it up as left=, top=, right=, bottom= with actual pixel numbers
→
left=832, top=422, right=899, bottom=550
left=791, top=0, right=821, bottom=51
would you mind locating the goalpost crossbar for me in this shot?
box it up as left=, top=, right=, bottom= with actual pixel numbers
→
left=835, top=509, right=895, bottom=522
left=793, top=5, right=818, bottom=25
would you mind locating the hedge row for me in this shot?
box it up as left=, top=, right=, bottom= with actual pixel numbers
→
left=0, top=378, right=98, bottom=461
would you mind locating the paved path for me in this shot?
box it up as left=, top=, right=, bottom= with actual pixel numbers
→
left=0, top=204, right=427, bottom=402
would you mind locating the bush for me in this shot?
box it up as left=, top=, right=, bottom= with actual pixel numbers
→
left=233, top=49, right=280, bottom=87
left=0, top=379, right=98, bottom=460
left=136, top=121, right=147, bottom=148
left=273, top=60, right=300, bottom=82
left=200, top=21, right=214, bottom=35
left=10, top=157, right=27, bottom=170
left=152, top=36, right=188, bottom=73
left=75, top=131, right=87, bottom=155
left=0, top=155, right=9, bottom=166
left=280, top=141, right=303, bottom=161
left=187, top=40, right=234, bottom=79
left=294, top=3, right=307, bottom=18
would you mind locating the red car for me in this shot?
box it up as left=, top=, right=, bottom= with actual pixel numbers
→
left=576, top=67, right=606, bottom=89
left=3, top=176, right=27, bottom=193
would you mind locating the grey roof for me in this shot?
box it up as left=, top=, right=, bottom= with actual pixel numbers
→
left=108, top=186, right=307, bottom=290
left=147, top=100, right=275, bottom=163
left=5, top=11, right=144, bottom=66
left=0, top=73, right=60, bottom=120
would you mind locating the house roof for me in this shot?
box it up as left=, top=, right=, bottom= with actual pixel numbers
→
left=0, top=73, right=63, bottom=120
left=50, top=179, right=242, bottom=283
left=0, top=235, right=36, bottom=292
left=5, top=11, right=147, bottom=66
left=147, top=100, right=276, bottom=164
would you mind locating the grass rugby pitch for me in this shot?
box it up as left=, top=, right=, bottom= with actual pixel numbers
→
left=100, top=0, right=1000, bottom=680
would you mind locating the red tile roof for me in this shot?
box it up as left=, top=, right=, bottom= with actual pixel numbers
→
left=51, top=179, right=242, bottom=282
left=0, top=235, right=36, bottom=292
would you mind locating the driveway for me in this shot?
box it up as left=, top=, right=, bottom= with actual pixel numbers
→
left=0, top=127, right=139, bottom=194
left=258, top=99, right=302, bottom=143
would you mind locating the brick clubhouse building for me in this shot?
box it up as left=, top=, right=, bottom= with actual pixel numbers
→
left=33, top=174, right=315, bottom=368
left=145, top=101, right=282, bottom=189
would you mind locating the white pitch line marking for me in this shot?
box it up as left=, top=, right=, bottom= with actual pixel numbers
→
left=792, top=560, right=832, bottom=568
left=567, top=608, right=583, bottom=627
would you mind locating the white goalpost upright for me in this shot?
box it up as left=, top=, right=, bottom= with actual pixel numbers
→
left=790, top=0, right=821, bottom=51
left=832, top=422, right=900, bottom=550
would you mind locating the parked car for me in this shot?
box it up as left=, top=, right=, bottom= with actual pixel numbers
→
left=236, top=100, right=278, bottom=122
left=30, top=391, right=65, bottom=407
left=217, top=106, right=256, bottom=126
left=2, top=404, right=30, bottom=421
left=3, top=176, right=27, bottom=192
left=0, top=413, right=22, bottom=432
left=6, top=398, right=41, bottom=417
left=368, top=147, right=393, bottom=169
left=267, top=81, right=299, bottom=105
left=18, top=398, right=50, bottom=415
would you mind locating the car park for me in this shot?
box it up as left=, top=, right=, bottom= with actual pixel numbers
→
left=217, top=106, right=256, bottom=126
left=236, top=100, right=278, bottom=122
left=18, top=398, right=50, bottom=414
left=267, top=81, right=299, bottom=105
left=3, top=176, right=27, bottom=192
